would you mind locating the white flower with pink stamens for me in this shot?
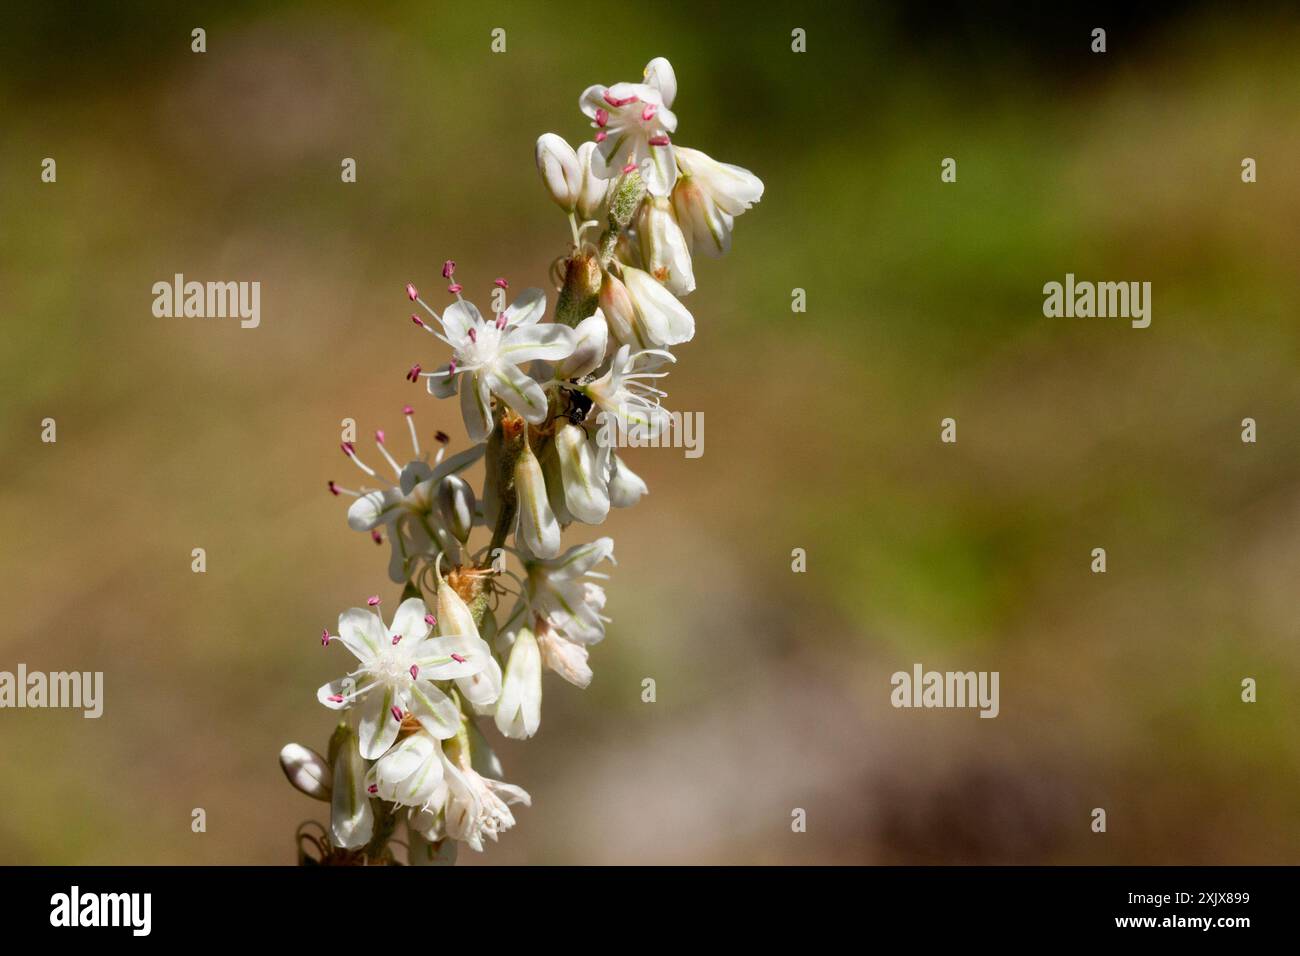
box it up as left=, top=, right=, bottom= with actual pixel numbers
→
left=522, top=537, right=615, bottom=646
left=580, top=343, right=676, bottom=439
left=331, top=408, right=483, bottom=582
left=413, top=276, right=577, bottom=441
left=580, top=56, right=679, bottom=197
left=317, top=597, right=486, bottom=759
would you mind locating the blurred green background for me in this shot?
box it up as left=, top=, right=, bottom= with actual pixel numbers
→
left=2, top=1, right=1298, bottom=864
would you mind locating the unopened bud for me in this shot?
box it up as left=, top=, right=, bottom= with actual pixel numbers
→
left=279, top=743, right=332, bottom=802
left=438, top=474, right=476, bottom=544
left=536, top=133, right=582, bottom=212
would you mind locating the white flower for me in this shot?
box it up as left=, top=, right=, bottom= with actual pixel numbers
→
left=637, top=196, right=695, bottom=296
left=495, top=624, right=542, bottom=739
left=581, top=56, right=679, bottom=197
left=366, top=731, right=447, bottom=810
left=524, top=537, right=615, bottom=645
left=422, top=288, right=576, bottom=441
left=600, top=267, right=695, bottom=351
left=435, top=571, right=503, bottom=712
left=317, top=597, right=487, bottom=759
left=335, top=412, right=484, bottom=582
left=440, top=747, right=531, bottom=852
left=536, top=624, right=593, bottom=688
left=671, top=146, right=764, bottom=257
left=582, top=343, right=676, bottom=439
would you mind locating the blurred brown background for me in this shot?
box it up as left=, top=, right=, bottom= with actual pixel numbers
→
left=1, top=1, right=1298, bottom=863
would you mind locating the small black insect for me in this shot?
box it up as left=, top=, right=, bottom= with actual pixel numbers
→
left=565, top=390, right=595, bottom=426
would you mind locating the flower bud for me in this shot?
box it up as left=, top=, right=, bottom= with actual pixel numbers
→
left=279, top=743, right=332, bottom=801
left=436, top=575, right=502, bottom=711
left=514, top=438, right=561, bottom=558
left=621, top=265, right=695, bottom=348
left=495, top=625, right=542, bottom=740
left=555, top=421, right=610, bottom=524
left=536, top=133, right=581, bottom=212
left=554, top=310, right=609, bottom=380
left=437, top=474, right=476, bottom=544
left=575, top=141, right=609, bottom=221
left=329, top=723, right=374, bottom=850
left=671, top=146, right=764, bottom=258
left=636, top=196, right=695, bottom=296
left=598, top=270, right=638, bottom=346
left=608, top=452, right=648, bottom=508
left=608, top=169, right=646, bottom=229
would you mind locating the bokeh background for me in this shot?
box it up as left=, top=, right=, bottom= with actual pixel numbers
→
left=2, top=1, right=1298, bottom=864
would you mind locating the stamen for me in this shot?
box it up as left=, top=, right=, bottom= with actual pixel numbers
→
left=424, top=613, right=437, bottom=627
left=409, top=665, right=420, bottom=680
left=641, top=104, right=657, bottom=122
left=448, top=283, right=463, bottom=294
left=448, top=360, right=458, bottom=376
left=602, top=90, right=637, bottom=108
left=374, top=432, right=403, bottom=476
left=406, top=362, right=422, bottom=382
left=442, top=260, right=456, bottom=279
left=622, top=162, right=636, bottom=174
left=595, top=131, right=608, bottom=143
left=327, top=694, right=345, bottom=703
left=390, top=705, right=404, bottom=722
left=434, top=431, right=450, bottom=444
left=321, top=629, right=331, bottom=646
left=496, top=313, right=507, bottom=330
left=406, top=283, right=419, bottom=301
left=467, top=327, right=477, bottom=343
left=392, top=633, right=402, bottom=645
left=648, top=134, right=670, bottom=147
left=494, top=277, right=509, bottom=289
left=451, top=653, right=467, bottom=664
left=368, top=784, right=379, bottom=794
left=411, top=314, right=425, bottom=328
left=341, top=442, right=377, bottom=478
left=371, top=529, right=383, bottom=545
left=404, top=406, right=420, bottom=457
left=595, top=108, right=609, bottom=127
left=367, top=595, right=381, bottom=607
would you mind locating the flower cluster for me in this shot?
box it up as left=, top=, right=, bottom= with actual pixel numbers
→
left=281, top=57, right=762, bottom=865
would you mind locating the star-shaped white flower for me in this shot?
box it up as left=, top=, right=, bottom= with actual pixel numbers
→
left=317, top=597, right=486, bottom=759
left=523, top=537, right=616, bottom=646
left=581, top=56, right=680, bottom=197
left=333, top=411, right=483, bottom=582
left=421, top=287, right=577, bottom=441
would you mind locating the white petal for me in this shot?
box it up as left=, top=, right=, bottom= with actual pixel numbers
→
left=538, top=629, right=593, bottom=688
left=389, top=597, right=432, bottom=644
left=407, top=679, right=463, bottom=739
left=442, top=299, right=484, bottom=342
left=427, top=366, right=459, bottom=399
left=460, top=370, right=492, bottom=442
left=642, top=57, right=677, bottom=109
left=486, top=360, right=550, bottom=424
left=357, top=683, right=401, bottom=760
left=542, top=536, right=616, bottom=579
left=554, top=310, right=609, bottom=380
left=337, top=607, right=386, bottom=660
left=347, top=489, right=401, bottom=531
left=457, top=647, right=503, bottom=710
left=608, top=453, right=648, bottom=508
left=503, top=287, right=547, bottom=327
left=499, top=322, right=576, bottom=363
